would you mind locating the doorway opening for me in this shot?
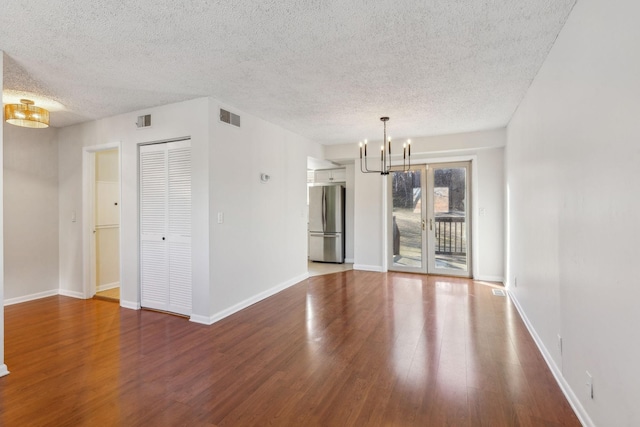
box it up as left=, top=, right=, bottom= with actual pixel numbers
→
left=82, top=143, right=122, bottom=301
left=388, top=161, right=471, bottom=277
left=93, top=149, right=120, bottom=300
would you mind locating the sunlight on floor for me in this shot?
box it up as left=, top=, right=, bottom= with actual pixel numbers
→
left=95, top=287, right=120, bottom=300
left=308, top=261, right=353, bottom=277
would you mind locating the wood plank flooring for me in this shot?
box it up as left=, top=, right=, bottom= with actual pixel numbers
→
left=0, top=271, right=581, bottom=426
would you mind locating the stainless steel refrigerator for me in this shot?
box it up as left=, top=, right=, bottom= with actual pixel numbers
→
left=308, top=185, right=345, bottom=263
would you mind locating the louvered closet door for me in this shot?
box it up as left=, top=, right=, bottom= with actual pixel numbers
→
left=166, top=142, right=192, bottom=315
left=139, top=140, right=192, bottom=316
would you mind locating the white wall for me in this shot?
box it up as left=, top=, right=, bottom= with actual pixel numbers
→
left=57, top=96, right=319, bottom=323
left=3, top=124, right=59, bottom=302
left=327, top=129, right=505, bottom=279
left=207, top=101, right=313, bottom=319
left=353, top=167, right=385, bottom=271
left=505, top=0, right=640, bottom=425
left=475, top=148, right=504, bottom=281
left=325, top=127, right=505, bottom=161
left=58, top=98, right=211, bottom=313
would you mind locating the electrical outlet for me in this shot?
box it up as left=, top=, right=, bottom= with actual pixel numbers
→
left=557, top=334, right=562, bottom=355
left=217, top=212, right=224, bottom=224
left=586, top=371, right=593, bottom=399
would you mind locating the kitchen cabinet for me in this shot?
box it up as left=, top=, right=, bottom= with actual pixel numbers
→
left=313, top=168, right=346, bottom=183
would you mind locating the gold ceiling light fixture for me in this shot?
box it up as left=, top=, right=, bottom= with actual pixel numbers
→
left=4, top=99, right=50, bottom=128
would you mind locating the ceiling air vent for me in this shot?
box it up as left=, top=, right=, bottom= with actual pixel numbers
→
left=220, top=108, right=240, bottom=127
left=136, top=114, right=151, bottom=128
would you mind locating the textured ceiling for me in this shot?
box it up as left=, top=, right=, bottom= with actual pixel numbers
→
left=1, top=0, right=575, bottom=145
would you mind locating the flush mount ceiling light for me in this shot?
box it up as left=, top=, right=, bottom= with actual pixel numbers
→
left=4, top=99, right=50, bottom=128
left=359, top=117, right=411, bottom=175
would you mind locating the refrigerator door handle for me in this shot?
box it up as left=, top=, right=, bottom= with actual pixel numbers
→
left=322, top=186, right=326, bottom=232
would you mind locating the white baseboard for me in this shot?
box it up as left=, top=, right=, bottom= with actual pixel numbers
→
left=4, top=289, right=58, bottom=306
left=58, top=289, right=85, bottom=299
left=120, top=300, right=141, bottom=310
left=97, top=281, right=120, bottom=292
left=508, top=289, right=594, bottom=427
left=474, top=275, right=504, bottom=283
left=190, top=272, right=309, bottom=326
left=345, top=258, right=354, bottom=263
left=353, top=264, right=383, bottom=272
left=189, top=314, right=212, bottom=325
left=0, top=364, right=9, bottom=377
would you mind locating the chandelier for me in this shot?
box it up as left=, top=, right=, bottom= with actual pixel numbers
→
left=359, top=117, right=410, bottom=175
left=4, top=99, right=50, bottom=128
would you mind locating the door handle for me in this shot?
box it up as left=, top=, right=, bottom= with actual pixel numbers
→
left=429, top=218, right=433, bottom=231
left=322, top=187, right=326, bottom=232
left=422, top=219, right=425, bottom=230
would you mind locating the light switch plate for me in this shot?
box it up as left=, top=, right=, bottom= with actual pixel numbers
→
left=586, top=371, right=593, bottom=399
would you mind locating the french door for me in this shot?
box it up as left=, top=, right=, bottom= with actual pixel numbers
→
left=389, top=166, right=427, bottom=273
left=389, top=162, right=471, bottom=277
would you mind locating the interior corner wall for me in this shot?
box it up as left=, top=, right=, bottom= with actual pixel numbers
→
left=208, top=100, right=317, bottom=317
left=505, top=0, right=640, bottom=425
left=306, top=138, right=325, bottom=161
left=3, top=124, right=59, bottom=302
left=57, top=98, right=211, bottom=316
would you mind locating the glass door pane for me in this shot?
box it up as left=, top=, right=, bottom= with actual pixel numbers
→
left=389, top=168, right=426, bottom=272
left=427, top=163, right=470, bottom=276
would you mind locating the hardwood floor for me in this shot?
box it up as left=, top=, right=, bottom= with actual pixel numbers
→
left=0, top=271, right=580, bottom=426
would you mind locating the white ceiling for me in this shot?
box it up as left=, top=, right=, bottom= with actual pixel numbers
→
left=1, top=0, right=575, bottom=145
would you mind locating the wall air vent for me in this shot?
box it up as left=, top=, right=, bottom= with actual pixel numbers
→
left=220, top=108, right=240, bottom=127
left=136, top=114, right=151, bottom=128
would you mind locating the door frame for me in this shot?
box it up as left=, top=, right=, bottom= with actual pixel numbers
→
left=82, top=142, right=122, bottom=299
left=386, top=156, right=477, bottom=278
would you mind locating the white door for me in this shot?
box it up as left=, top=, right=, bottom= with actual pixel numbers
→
left=139, top=139, right=192, bottom=316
